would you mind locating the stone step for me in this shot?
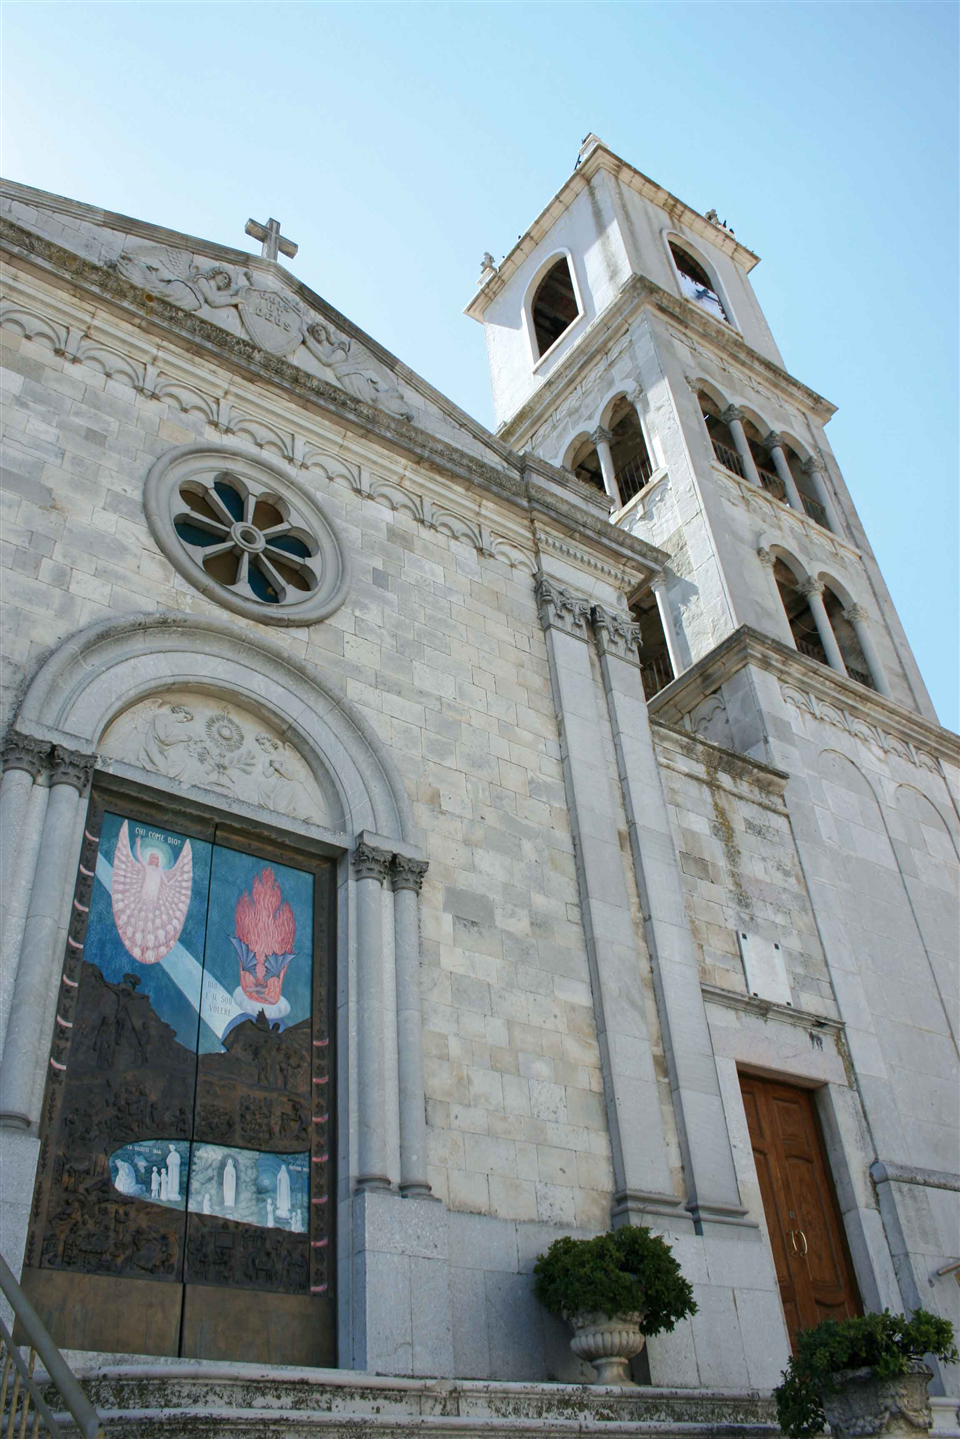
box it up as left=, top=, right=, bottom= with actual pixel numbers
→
left=40, top=1366, right=782, bottom=1439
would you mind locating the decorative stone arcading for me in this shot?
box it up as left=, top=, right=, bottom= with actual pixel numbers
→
left=2, top=731, right=49, bottom=779
left=49, top=745, right=96, bottom=793
left=392, top=854, right=429, bottom=893
left=591, top=605, right=643, bottom=667
left=352, top=840, right=394, bottom=885
left=799, top=575, right=825, bottom=599
left=535, top=573, right=592, bottom=640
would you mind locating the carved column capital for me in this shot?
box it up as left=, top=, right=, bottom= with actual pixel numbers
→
left=534, top=573, right=592, bottom=640
left=799, top=575, right=825, bottom=599
left=591, top=604, right=643, bottom=666
left=353, top=840, right=394, bottom=884
left=626, top=382, right=644, bottom=406
left=756, top=546, right=775, bottom=568
left=392, top=854, right=429, bottom=893
left=802, top=455, right=825, bottom=475
left=762, top=431, right=784, bottom=454
left=589, top=426, right=612, bottom=448
left=844, top=603, right=869, bottom=626
left=2, top=731, right=50, bottom=779
left=50, top=744, right=96, bottom=793
left=721, top=405, right=745, bottom=427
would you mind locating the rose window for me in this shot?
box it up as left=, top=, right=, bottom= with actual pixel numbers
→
left=173, top=471, right=320, bottom=607
left=144, top=443, right=350, bottom=626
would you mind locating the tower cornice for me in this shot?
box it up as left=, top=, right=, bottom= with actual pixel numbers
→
left=647, top=626, right=960, bottom=767
left=498, top=273, right=836, bottom=449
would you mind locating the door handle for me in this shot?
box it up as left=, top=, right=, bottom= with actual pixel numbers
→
left=796, top=1230, right=808, bottom=1257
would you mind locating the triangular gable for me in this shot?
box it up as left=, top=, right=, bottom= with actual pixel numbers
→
left=0, top=179, right=510, bottom=468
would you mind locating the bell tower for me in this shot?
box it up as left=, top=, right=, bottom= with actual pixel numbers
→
left=465, top=135, right=935, bottom=725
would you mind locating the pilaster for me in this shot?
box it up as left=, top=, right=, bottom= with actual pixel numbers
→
left=535, top=574, right=682, bottom=1224
left=590, top=603, right=751, bottom=1234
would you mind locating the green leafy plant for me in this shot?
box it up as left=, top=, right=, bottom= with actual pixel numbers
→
left=533, top=1226, right=697, bottom=1333
left=774, top=1309, right=958, bottom=1439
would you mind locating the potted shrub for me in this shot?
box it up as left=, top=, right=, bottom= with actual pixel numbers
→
left=533, top=1225, right=697, bottom=1386
left=775, top=1309, right=957, bottom=1439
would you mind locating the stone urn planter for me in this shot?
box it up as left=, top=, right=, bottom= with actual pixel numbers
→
left=568, top=1310, right=645, bottom=1386
left=774, top=1311, right=956, bottom=1439
left=533, top=1227, right=696, bottom=1389
left=819, top=1363, right=933, bottom=1439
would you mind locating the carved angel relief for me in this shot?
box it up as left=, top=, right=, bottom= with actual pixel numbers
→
left=100, top=696, right=338, bottom=828
left=115, top=242, right=412, bottom=418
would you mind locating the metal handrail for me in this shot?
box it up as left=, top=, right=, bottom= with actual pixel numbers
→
left=0, top=1255, right=103, bottom=1438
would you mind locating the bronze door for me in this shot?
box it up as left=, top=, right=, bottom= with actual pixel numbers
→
left=740, top=1074, right=860, bottom=1347
left=21, top=794, right=336, bottom=1365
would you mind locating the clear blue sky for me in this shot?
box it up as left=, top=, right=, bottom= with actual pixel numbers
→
left=2, top=2, right=957, bottom=727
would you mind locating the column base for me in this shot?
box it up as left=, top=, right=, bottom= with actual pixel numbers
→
left=612, top=1189, right=690, bottom=1225
left=686, top=1198, right=759, bottom=1231
left=355, top=1174, right=393, bottom=1192
left=399, top=1182, right=440, bottom=1201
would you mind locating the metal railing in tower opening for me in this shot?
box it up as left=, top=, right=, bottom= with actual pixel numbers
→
left=0, top=1254, right=103, bottom=1437
left=614, top=451, right=653, bottom=506
left=710, top=438, right=745, bottom=478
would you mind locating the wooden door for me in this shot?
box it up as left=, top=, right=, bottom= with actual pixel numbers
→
left=740, top=1073, right=860, bottom=1347
left=20, top=792, right=336, bottom=1366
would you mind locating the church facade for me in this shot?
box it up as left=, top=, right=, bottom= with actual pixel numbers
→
left=0, top=136, right=956, bottom=1399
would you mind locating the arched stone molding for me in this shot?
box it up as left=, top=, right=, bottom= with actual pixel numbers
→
left=690, top=376, right=730, bottom=413
left=814, top=570, right=856, bottom=610
left=15, top=612, right=413, bottom=843
left=0, top=613, right=433, bottom=1215
left=661, top=229, right=739, bottom=331
left=562, top=430, right=593, bottom=472
left=778, top=430, right=814, bottom=464
left=523, top=247, right=586, bottom=370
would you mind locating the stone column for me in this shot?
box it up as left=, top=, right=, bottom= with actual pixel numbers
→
left=353, top=838, right=394, bottom=1191
left=392, top=854, right=434, bottom=1199
left=589, top=427, right=622, bottom=509
left=535, top=575, right=681, bottom=1223
left=650, top=576, right=682, bottom=681
left=0, top=745, right=95, bottom=1130
left=592, top=605, right=749, bottom=1232
left=763, top=433, right=804, bottom=512
left=0, top=734, right=48, bottom=952
left=844, top=604, right=892, bottom=698
left=799, top=577, right=847, bottom=675
left=802, top=457, right=841, bottom=534
left=721, top=406, right=761, bottom=487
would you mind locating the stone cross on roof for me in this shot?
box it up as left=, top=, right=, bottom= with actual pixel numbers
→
left=244, top=216, right=298, bottom=263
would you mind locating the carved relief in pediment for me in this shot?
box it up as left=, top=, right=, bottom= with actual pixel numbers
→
left=114, top=242, right=412, bottom=417
left=100, top=696, right=340, bottom=829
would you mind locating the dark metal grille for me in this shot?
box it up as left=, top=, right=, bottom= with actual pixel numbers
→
left=641, top=652, right=674, bottom=700
left=711, top=439, right=745, bottom=478
left=615, top=452, right=654, bottom=506
left=800, top=493, right=829, bottom=528
left=757, top=467, right=786, bottom=503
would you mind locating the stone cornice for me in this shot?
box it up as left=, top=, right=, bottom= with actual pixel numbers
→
left=499, top=271, right=835, bottom=450
left=648, top=626, right=960, bottom=768
left=650, top=718, right=790, bottom=795
left=1, top=226, right=674, bottom=591
left=701, top=983, right=844, bottom=1035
